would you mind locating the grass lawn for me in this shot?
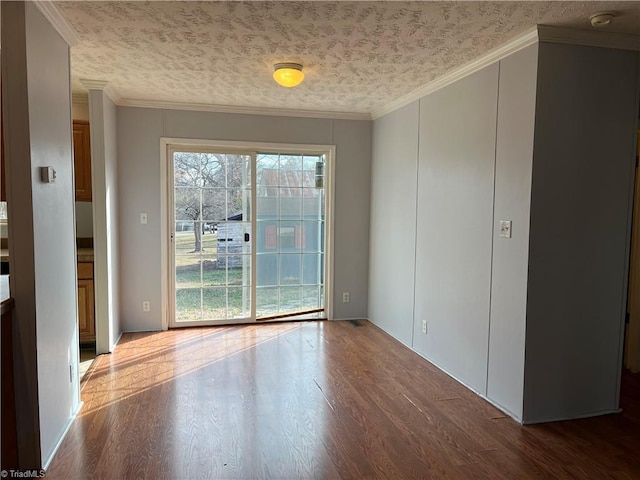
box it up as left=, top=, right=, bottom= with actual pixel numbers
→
left=173, top=231, right=323, bottom=321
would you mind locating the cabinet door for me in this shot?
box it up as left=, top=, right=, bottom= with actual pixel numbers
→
left=78, top=278, right=95, bottom=342
left=73, top=120, right=92, bottom=201
left=1, top=74, right=5, bottom=202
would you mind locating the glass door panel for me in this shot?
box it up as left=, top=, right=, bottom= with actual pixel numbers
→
left=172, top=151, right=252, bottom=323
left=255, top=153, right=326, bottom=320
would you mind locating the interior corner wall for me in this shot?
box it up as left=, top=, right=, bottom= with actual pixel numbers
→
left=2, top=1, right=80, bottom=467
left=88, top=89, right=121, bottom=353
left=486, top=43, right=538, bottom=420
left=74, top=201, right=93, bottom=238
left=116, top=107, right=162, bottom=332
left=368, top=102, right=419, bottom=346
left=103, top=95, right=121, bottom=349
left=72, top=101, right=89, bottom=121
left=332, top=119, right=372, bottom=319
left=117, top=108, right=372, bottom=331
left=367, top=44, right=538, bottom=421
left=522, top=43, right=640, bottom=423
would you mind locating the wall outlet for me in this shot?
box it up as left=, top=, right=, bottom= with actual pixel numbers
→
left=422, top=319, right=427, bottom=334
left=143, top=301, right=150, bottom=312
left=342, top=292, right=350, bottom=303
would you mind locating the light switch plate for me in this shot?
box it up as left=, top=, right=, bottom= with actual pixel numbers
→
left=499, top=220, right=512, bottom=238
left=140, top=212, right=148, bottom=225
left=40, top=166, right=57, bottom=183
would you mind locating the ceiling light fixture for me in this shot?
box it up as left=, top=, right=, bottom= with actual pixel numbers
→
left=273, top=63, right=304, bottom=88
left=589, top=12, right=615, bottom=28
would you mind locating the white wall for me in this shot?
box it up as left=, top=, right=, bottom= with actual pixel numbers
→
left=118, top=108, right=371, bottom=331
left=2, top=1, right=80, bottom=467
left=104, top=94, right=121, bottom=349
left=369, top=102, right=419, bottom=346
left=522, top=43, right=639, bottom=423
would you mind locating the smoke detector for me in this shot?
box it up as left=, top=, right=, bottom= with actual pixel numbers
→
left=589, top=12, right=615, bottom=28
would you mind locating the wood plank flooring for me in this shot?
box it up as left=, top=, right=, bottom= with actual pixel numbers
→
left=46, top=320, right=640, bottom=479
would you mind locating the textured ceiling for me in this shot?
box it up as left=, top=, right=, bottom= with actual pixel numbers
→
left=56, top=1, right=640, bottom=115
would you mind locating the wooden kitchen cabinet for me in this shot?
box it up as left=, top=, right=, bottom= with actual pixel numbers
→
left=77, top=262, right=95, bottom=343
left=1, top=76, right=5, bottom=203
left=73, top=120, right=92, bottom=201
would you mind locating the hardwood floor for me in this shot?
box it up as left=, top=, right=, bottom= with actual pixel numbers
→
left=46, top=320, right=640, bottom=479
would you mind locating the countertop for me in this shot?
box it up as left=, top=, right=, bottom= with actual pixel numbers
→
left=1, top=248, right=92, bottom=262
left=1, top=275, right=13, bottom=315
left=77, top=248, right=94, bottom=262
left=0, top=247, right=92, bottom=314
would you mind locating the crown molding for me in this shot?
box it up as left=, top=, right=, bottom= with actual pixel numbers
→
left=79, top=79, right=109, bottom=90
left=372, top=26, right=539, bottom=120
left=372, top=24, right=640, bottom=119
left=78, top=79, right=120, bottom=105
left=537, top=25, right=640, bottom=51
left=33, top=1, right=80, bottom=47
left=116, top=98, right=372, bottom=121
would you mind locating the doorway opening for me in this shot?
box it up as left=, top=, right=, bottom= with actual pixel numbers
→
left=625, top=128, right=640, bottom=373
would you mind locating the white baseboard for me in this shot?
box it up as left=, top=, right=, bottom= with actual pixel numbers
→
left=121, top=328, right=164, bottom=333
left=110, top=330, right=124, bottom=350
left=42, top=400, right=83, bottom=470
left=368, top=319, right=523, bottom=423
left=522, top=408, right=622, bottom=425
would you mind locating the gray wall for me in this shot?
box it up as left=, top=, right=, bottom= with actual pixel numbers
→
left=368, top=42, right=638, bottom=423
left=117, top=108, right=162, bottom=332
left=75, top=201, right=93, bottom=238
left=487, top=44, right=538, bottom=419
left=413, top=64, right=499, bottom=394
left=523, top=43, right=639, bottom=423
left=2, top=2, right=80, bottom=467
left=369, top=102, right=419, bottom=346
left=89, top=90, right=121, bottom=353
left=118, top=108, right=371, bottom=331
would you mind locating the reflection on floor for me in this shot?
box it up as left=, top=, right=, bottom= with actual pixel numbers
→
left=47, top=322, right=640, bottom=479
left=79, top=347, right=96, bottom=380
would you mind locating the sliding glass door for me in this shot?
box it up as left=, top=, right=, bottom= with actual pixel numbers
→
left=169, top=146, right=327, bottom=326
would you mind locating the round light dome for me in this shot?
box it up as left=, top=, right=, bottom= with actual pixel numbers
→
left=589, top=12, right=615, bottom=28
left=273, top=63, right=304, bottom=88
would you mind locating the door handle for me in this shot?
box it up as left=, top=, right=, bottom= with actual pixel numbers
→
left=244, top=233, right=250, bottom=242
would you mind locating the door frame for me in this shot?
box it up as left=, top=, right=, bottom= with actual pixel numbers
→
left=625, top=130, right=640, bottom=373
left=160, top=138, right=336, bottom=329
